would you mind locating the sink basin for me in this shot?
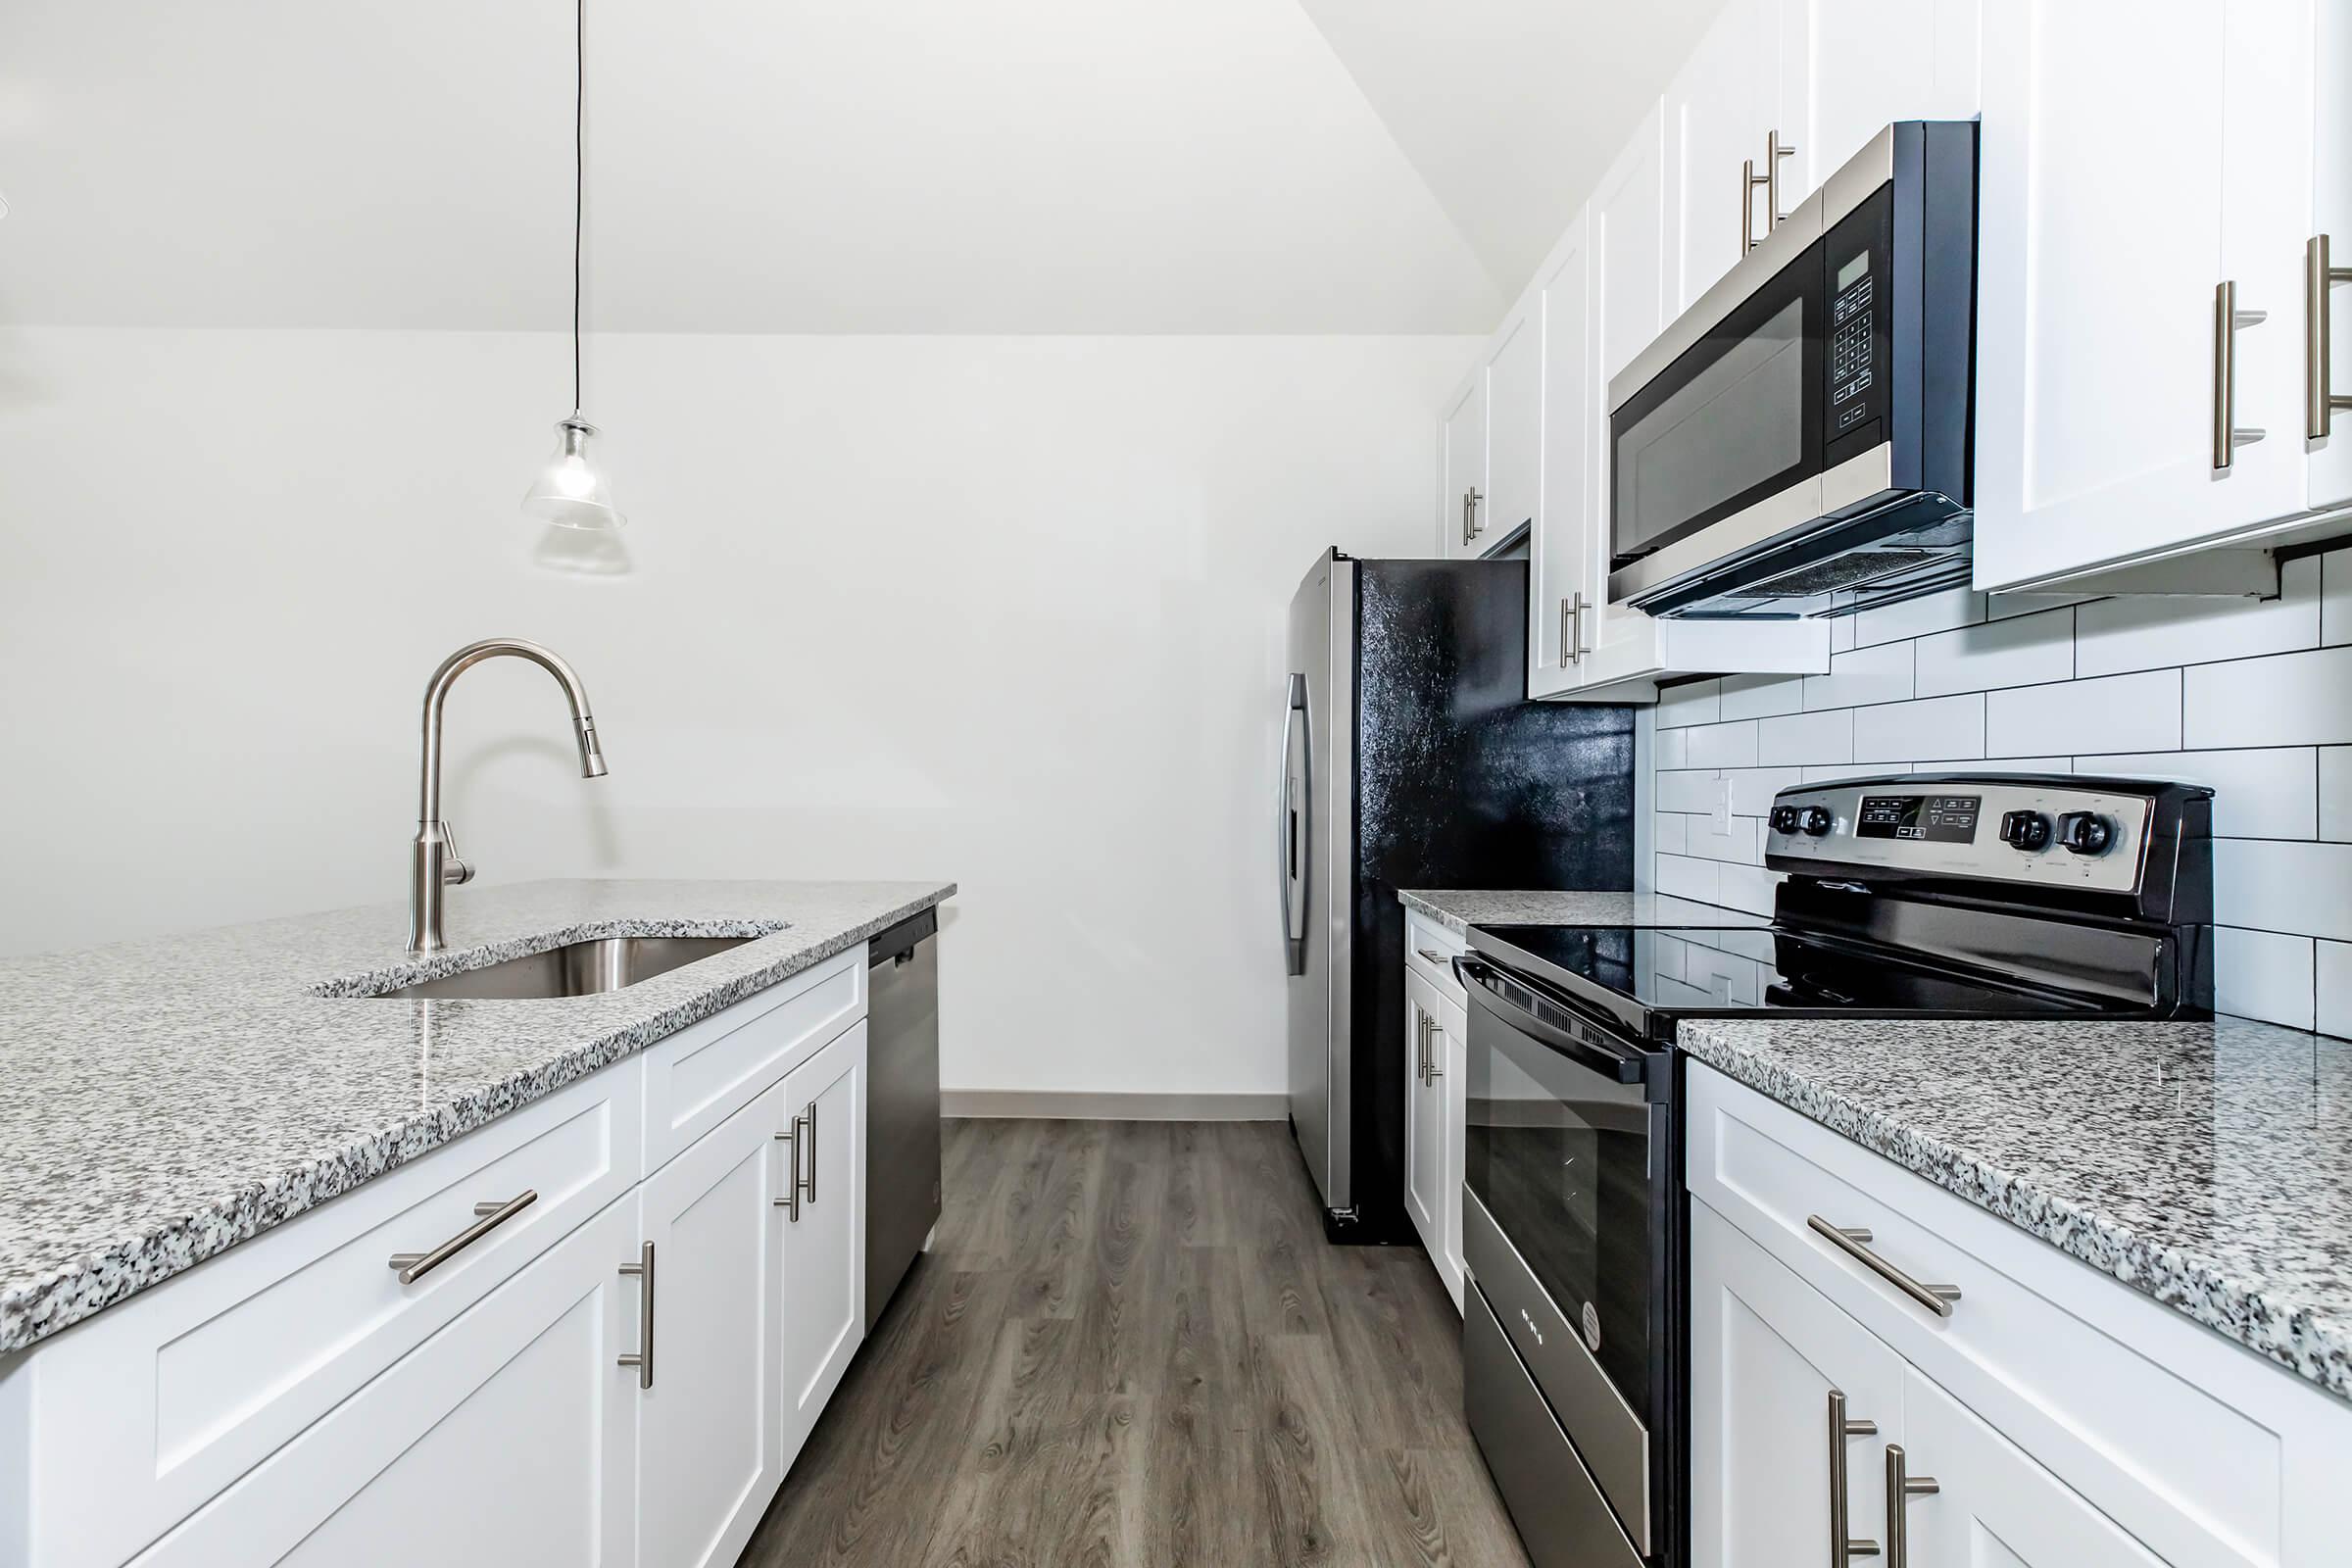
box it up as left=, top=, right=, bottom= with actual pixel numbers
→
left=373, top=936, right=756, bottom=1000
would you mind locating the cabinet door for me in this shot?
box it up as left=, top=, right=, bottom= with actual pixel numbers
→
left=1486, top=302, right=1543, bottom=549
left=1666, top=0, right=1782, bottom=313
left=778, top=1021, right=867, bottom=1458
left=1690, top=1200, right=1908, bottom=1568
left=1584, top=104, right=1669, bottom=689
left=1903, top=1368, right=2168, bottom=1568
left=1401, top=969, right=1444, bottom=1262
left=2308, top=0, right=2352, bottom=510
left=131, top=1201, right=641, bottom=1568
left=1436, top=992, right=1468, bottom=1313
left=1782, top=1, right=1981, bottom=195
left=1530, top=209, right=1593, bottom=698
left=1976, top=2, right=2303, bottom=590
left=633, top=1080, right=789, bottom=1568
left=1440, top=371, right=1487, bottom=558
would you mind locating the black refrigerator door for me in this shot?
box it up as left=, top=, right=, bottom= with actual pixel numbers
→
left=1334, top=557, right=1635, bottom=1243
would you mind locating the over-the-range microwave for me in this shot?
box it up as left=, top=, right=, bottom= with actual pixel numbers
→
left=1607, top=121, right=1978, bottom=619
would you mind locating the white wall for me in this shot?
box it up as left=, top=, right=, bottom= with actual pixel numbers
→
left=0, top=325, right=1477, bottom=1097
left=1642, top=563, right=2352, bottom=1039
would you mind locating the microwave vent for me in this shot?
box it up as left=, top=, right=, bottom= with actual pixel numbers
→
left=1730, top=548, right=1942, bottom=600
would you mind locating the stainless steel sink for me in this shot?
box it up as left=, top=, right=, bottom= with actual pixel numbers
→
left=373, top=936, right=756, bottom=1000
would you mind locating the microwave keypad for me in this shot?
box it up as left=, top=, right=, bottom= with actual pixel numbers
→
left=1832, top=274, right=1875, bottom=413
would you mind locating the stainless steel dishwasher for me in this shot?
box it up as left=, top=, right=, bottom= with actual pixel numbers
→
left=864, top=906, right=941, bottom=1329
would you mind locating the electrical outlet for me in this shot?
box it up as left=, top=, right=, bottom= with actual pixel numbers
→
left=1711, top=776, right=1734, bottom=834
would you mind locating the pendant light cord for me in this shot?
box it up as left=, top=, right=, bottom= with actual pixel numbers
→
left=571, top=0, right=584, bottom=416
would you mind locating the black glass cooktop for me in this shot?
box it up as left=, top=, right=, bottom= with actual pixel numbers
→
left=1476, top=923, right=2146, bottom=1021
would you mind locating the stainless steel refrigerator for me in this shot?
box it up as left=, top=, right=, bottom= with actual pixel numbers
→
left=1281, top=547, right=1634, bottom=1242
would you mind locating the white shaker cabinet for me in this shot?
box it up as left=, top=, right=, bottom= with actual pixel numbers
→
left=631, top=1079, right=791, bottom=1568
left=1399, top=919, right=1466, bottom=1312
left=1402, top=969, right=1445, bottom=1276
left=1485, top=302, right=1544, bottom=551
left=1529, top=208, right=1598, bottom=698
left=1975, top=0, right=2321, bottom=591
left=1439, top=370, right=1487, bottom=558
left=777, top=1020, right=867, bottom=1457
left=1665, top=0, right=1788, bottom=314
left=1782, top=1, right=1981, bottom=192
left=2309, top=0, right=2352, bottom=513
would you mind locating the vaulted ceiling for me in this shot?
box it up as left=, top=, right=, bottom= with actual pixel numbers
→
left=0, top=0, right=1722, bottom=333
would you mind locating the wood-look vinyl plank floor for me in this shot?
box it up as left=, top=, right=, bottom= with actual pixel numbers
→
left=736, top=1118, right=1533, bottom=1568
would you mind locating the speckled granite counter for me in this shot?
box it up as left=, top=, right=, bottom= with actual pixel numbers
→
left=1679, top=1015, right=2352, bottom=1399
left=0, top=877, right=954, bottom=1355
left=1397, top=888, right=1772, bottom=933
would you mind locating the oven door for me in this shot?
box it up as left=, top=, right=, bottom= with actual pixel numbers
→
left=1608, top=233, right=1828, bottom=579
left=1459, top=954, right=1665, bottom=1556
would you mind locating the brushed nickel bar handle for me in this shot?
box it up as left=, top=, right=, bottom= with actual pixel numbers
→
left=387, top=1191, right=537, bottom=1285
left=1466, top=486, right=1485, bottom=542
left=1574, top=590, right=1593, bottom=660
left=1808, top=1216, right=1962, bottom=1318
left=1766, top=129, right=1796, bottom=232
left=1829, top=1390, right=1881, bottom=1565
left=1561, top=595, right=1576, bottom=668
left=1424, top=1014, right=1444, bottom=1082
left=2215, top=279, right=2269, bottom=469
left=2310, top=235, right=2352, bottom=439
left=800, top=1100, right=819, bottom=1205
left=1886, top=1444, right=1938, bottom=1568
left=616, top=1240, right=655, bottom=1390
left=1743, top=158, right=1765, bottom=255
left=773, top=1123, right=803, bottom=1219
left=1415, top=947, right=1448, bottom=966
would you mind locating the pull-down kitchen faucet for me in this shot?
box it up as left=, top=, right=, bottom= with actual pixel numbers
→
left=410, top=639, right=607, bottom=955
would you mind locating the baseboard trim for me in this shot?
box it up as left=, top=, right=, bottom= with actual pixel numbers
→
left=940, top=1090, right=1289, bottom=1122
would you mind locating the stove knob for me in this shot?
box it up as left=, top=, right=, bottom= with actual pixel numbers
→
left=2054, top=810, right=2114, bottom=857
left=1999, top=809, right=2052, bottom=852
left=1798, top=805, right=1835, bottom=837
left=1770, top=806, right=1800, bottom=834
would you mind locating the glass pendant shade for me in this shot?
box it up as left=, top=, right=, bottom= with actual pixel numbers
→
left=521, top=416, right=626, bottom=531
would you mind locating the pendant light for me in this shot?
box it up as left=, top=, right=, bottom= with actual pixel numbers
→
left=522, top=0, right=623, bottom=533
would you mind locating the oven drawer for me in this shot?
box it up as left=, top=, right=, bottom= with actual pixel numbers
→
left=1462, top=1190, right=1650, bottom=1554
left=1687, top=1061, right=2296, bottom=1568
left=1464, top=1281, right=1643, bottom=1568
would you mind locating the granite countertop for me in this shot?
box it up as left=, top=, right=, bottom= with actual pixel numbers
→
left=1680, top=1015, right=2352, bottom=1400
left=0, top=877, right=954, bottom=1355
left=1397, top=888, right=1773, bottom=933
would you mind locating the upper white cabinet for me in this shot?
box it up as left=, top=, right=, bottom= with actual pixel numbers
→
left=1486, top=303, right=1544, bottom=548
left=2315, top=0, right=2352, bottom=513
left=1782, top=1, right=1983, bottom=191
left=1665, top=0, right=1787, bottom=314
left=1975, top=0, right=2346, bottom=592
left=1529, top=211, right=1594, bottom=696
left=1439, top=370, right=1487, bottom=558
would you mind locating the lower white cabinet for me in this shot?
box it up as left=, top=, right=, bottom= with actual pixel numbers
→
left=128, top=1199, right=644, bottom=1567
left=1401, top=962, right=1465, bottom=1312
left=777, top=1020, right=867, bottom=1455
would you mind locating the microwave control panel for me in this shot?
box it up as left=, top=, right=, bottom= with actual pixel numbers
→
left=1829, top=247, right=1877, bottom=434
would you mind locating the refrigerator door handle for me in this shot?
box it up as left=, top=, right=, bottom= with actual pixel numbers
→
left=1280, top=673, right=1309, bottom=975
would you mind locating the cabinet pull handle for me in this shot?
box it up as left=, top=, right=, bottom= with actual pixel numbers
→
left=1415, top=947, right=1448, bottom=966
left=1765, top=129, right=1795, bottom=233
left=1463, top=486, right=1484, bottom=543
left=387, top=1191, right=537, bottom=1285
left=1411, top=1009, right=1428, bottom=1086
left=2309, top=235, right=2352, bottom=439
left=1742, top=158, right=1765, bottom=255
left=1807, top=1216, right=1962, bottom=1318
left=1828, top=1390, right=1881, bottom=1565
left=617, top=1240, right=655, bottom=1390
left=800, top=1100, right=819, bottom=1205
left=1561, top=595, right=1575, bottom=667
left=1885, top=1445, right=1938, bottom=1568
left=1424, top=1015, right=1444, bottom=1082
left=2214, top=279, right=2270, bottom=469
left=773, top=1123, right=804, bottom=1219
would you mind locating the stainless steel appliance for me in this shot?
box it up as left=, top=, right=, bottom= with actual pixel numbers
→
left=1456, top=773, right=2215, bottom=1567
left=1282, top=547, right=1635, bottom=1241
left=1607, top=122, right=1979, bottom=619
left=864, top=906, right=940, bottom=1330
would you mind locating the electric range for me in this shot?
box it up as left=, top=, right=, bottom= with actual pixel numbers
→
left=1454, top=773, right=2215, bottom=1568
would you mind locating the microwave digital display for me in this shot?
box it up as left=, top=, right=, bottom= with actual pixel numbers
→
left=1838, top=251, right=1869, bottom=290
left=1856, top=794, right=1981, bottom=844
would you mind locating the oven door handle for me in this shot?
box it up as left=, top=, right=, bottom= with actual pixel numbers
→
left=1452, top=954, right=1651, bottom=1087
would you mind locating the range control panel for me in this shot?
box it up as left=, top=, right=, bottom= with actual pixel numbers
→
left=1765, top=775, right=2160, bottom=894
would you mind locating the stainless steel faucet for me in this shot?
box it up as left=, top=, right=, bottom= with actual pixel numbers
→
left=410, top=639, right=608, bottom=954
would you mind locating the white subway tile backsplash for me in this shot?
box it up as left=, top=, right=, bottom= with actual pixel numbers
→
left=2080, top=749, right=2317, bottom=840
left=2215, top=839, right=2352, bottom=942
left=2323, top=546, right=2352, bottom=646
left=2184, top=646, right=2352, bottom=748
left=1685, top=719, right=1759, bottom=769
left=1802, top=640, right=1913, bottom=710
left=1713, top=863, right=1781, bottom=916
left=1852, top=586, right=1984, bottom=648
left=1913, top=607, right=2076, bottom=697
left=1686, top=813, right=1763, bottom=865
left=1726, top=766, right=1805, bottom=816
left=1758, top=709, right=1854, bottom=766
left=2215, top=927, right=2316, bottom=1031
left=1912, top=757, right=2069, bottom=775
left=1654, top=811, right=1690, bottom=856
left=1854, top=693, right=1984, bottom=763
left=2320, top=941, right=2352, bottom=1037
left=1654, top=853, right=1720, bottom=903
left=1988, top=669, right=2180, bottom=757
left=1720, top=673, right=1807, bottom=720
left=2324, top=748, right=2352, bottom=841
left=1986, top=591, right=2093, bottom=621
left=1801, top=763, right=1879, bottom=783
left=1655, top=679, right=1723, bottom=729
left=1654, top=727, right=1688, bottom=770
left=2076, top=556, right=2321, bottom=677
left=1656, top=769, right=1721, bottom=814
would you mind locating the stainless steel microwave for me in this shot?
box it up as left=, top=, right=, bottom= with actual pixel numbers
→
left=1606, top=122, right=1979, bottom=618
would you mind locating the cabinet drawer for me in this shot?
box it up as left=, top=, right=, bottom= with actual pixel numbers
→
left=1687, top=1061, right=2338, bottom=1568
left=1405, top=910, right=1467, bottom=1005
left=14, top=1060, right=643, bottom=1568
left=640, top=948, right=863, bottom=1171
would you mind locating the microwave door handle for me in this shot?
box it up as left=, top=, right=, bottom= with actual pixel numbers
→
left=1453, top=955, right=1648, bottom=1087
